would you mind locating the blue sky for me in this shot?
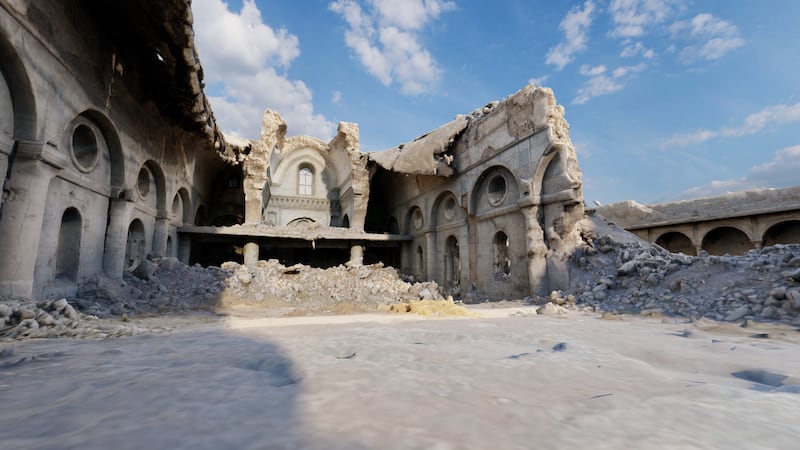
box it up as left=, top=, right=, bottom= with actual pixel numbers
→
left=192, top=0, right=800, bottom=205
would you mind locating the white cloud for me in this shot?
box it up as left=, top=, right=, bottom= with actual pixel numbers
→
left=329, top=0, right=455, bottom=95
left=659, top=101, right=800, bottom=148
left=675, top=145, right=800, bottom=199
left=620, top=40, right=654, bottom=59
left=573, top=75, right=623, bottom=104
left=579, top=64, right=606, bottom=76
left=670, top=13, right=744, bottom=63
left=528, top=75, right=549, bottom=86
left=612, top=63, right=646, bottom=78
left=608, top=0, right=683, bottom=38
left=545, top=1, right=596, bottom=70
left=193, top=0, right=333, bottom=139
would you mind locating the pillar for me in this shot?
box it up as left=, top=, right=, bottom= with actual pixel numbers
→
left=348, top=244, right=364, bottom=267
left=0, top=141, right=65, bottom=297
left=243, top=241, right=259, bottom=266
left=521, top=205, right=550, bottom=297
left=152, top=210, right=170, bottom=257
left=103, top=193, right=135, bottom=278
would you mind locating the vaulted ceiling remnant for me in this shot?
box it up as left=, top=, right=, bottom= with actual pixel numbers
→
left=369, top=115, right=469, bottom=177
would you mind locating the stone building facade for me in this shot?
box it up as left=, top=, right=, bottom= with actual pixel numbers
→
left=596, top=187, right=800, bottom=256
left=1, top=1, right=587, bottom=301
left=0, top=1, right=233, bottom=299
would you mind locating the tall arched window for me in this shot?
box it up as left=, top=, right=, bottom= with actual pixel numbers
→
left=298, top=166, right=313, bottom=195
left=493, top=231, right=510, bottom=276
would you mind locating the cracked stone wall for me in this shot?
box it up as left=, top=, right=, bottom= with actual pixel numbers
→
left=369, top=85, right=585, bottom=299
left=0, top=1, right=230, bottom=298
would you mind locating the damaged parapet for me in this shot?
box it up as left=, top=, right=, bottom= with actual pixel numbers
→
left=241, top=110, right=370, bottom=230
left=370, top=84, right=584, bottom=298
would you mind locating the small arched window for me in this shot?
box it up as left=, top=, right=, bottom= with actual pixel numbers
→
left=298, top=166, right=313, bottom=195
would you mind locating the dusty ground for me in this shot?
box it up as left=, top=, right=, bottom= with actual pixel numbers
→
left=2, top=308, right=799, bottom=450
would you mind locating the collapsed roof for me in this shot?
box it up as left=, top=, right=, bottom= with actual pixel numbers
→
left=369, top=115, right=469, bottom=177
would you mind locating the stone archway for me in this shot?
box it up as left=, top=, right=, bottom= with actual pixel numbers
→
left=702, top=226, right=753, bottom=256
left=656, top=231, right=696, bottom=255
left=763, top=220, right=800, bottom=247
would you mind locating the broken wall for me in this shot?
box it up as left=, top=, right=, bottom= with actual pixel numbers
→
left=372, top=85, right=584, bottom=299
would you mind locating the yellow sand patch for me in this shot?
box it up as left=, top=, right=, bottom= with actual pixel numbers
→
left=385, top=297, right=479, bottom=317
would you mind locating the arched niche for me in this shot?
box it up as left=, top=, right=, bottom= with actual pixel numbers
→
left=702, top=226, right=753, bottom=256
left=763, top=220, right=800, bottom=247
left=470, top=166, right=519, bottom=215
left=136, top=160, right=167, bottom=212
left=55, top=208, right=82, bottom=282
left=0, top=34, right=37, bottom=141
left=171, top=187, right=191, bottom=225
left=655, top=231, right=696, bottom=256
left=125, top=219, right=147, bottom=269
left=431, top=190, right=463, bottom=228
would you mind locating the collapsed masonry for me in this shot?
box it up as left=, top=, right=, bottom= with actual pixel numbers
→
left=0, top=1, right=584, bottom=303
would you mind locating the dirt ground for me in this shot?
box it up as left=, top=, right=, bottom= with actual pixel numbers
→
left=2, top=307, right=799, bottom=450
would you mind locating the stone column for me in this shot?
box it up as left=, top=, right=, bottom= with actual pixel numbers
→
left=0, top=141, right=65, bottom=297
left=424, top=230, right=436, bottom=282
left=520, top=205, right=549, bottom=297
left=348, top=243, right=364, bottom=267
left=243, top=242, right=259, bottom=266
left=103, top=192, right=135, bottom=278
left=152, top=210, right=170, bottom=258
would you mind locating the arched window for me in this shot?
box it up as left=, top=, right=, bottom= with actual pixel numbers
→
left=298, top=166, right=313, bottom=195
left=444, top=236, right=460, bottom=289
left=493, top=231, right=510, bottom=276
left=56, top=208, right=82, bottom=282
left=416, top=246, right=424, bottom=278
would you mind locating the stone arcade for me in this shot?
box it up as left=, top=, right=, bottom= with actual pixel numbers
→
left=0, top=1, right=585, bottom=301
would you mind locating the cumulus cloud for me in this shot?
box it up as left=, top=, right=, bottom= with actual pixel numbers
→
left=670, top=13, right=744, bottom=62
left=329, top=0, right=455, bottom=95
left=545, top=1, right=596, bottom=70
left=608, top=0, right=683, bottom=38
left=675, top=145, right=800, bottom=199
left=193, top=0, right=334, bottom=139
left=659, top=102, right=800, bottom=148
left=573, top=63, right=645, bottom=104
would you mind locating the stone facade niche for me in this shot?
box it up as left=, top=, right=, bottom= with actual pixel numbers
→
left=242, top=110, right=369, bottom=230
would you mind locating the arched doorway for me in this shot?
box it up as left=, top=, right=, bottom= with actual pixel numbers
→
left=763, top=220, right=800, bottom=247
left=655, top=231, right=696, bottom=255
left=702, top=227, right=753, bottom=255
left=444, top=236, right=460, bottom=293
left=125, top=219, right=146, bottom=269
left=56, top=208, right=82, bottom=282
left=492, top=231, right=510, bottom=278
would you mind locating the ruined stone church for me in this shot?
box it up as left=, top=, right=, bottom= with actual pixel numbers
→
left=0, top=1, right=585, bottom=301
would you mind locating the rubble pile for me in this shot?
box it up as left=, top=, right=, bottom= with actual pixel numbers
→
left=0, top=298, right=141, bottom=340
left=217, top=260, right=445, bottom=314
left=567, top=215, right=800, bottom=324
left=71, top=257, right=445, bottom=318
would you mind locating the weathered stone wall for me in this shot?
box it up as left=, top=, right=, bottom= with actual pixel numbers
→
left=597, top=186, right=800, bottom=256
left=373, top=85, right=584, bottom=299
left=0, top=2, right=227, bottom=298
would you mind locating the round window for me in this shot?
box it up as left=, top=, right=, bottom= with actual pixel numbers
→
left=412, top=208, right=424, bottom=230
left=443, top=196, right=457, bottom=220
left=487, top=175, right=507, bottom=206
left=71, top=124, right=99, bottom=172
left=137, top=166, right=151, bottom=198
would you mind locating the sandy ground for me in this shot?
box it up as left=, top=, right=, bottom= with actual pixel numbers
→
left=2, top=308, right=800, bottom=450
